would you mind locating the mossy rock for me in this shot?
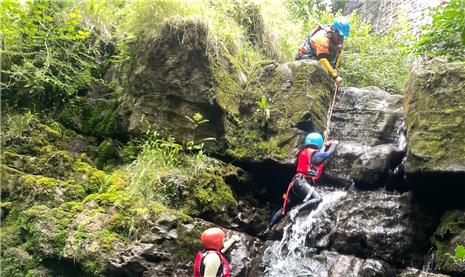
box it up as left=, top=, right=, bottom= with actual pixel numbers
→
left=57, top=97, right=130, bottom=140
left=186, top=171, right=237, bottom=217
left=0, top=246, right=40, bottom=277
left=2, top=115, right=67, bottom=156
left=116, top=18, right=226, bottom=154
left=6, top=173, right=85, bottom=208
left=17, top=203, right=84, bottom=260
left=432, top=210, right=465, bottom=275
left=72, top=161, right=108, bottom=194
left=404, top=60, right=465, bottom=175
left=95, top=138, right=120, bottom=169
left=3, top=145, right=76, bottom=180
left=221, top=60, right=334, bottom=163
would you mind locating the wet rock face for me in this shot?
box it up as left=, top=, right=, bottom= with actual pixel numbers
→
left=124, top=19, right=226, bottom=152
left=323, top=86, right=404, bottom=188
left=320, top=191, right=433, bottom=267
left=403, top=60, right=465, bottom=193
left=399, top=268, right=451, bottom=277
left=262, top=189, right=436, bottom=275
left=107, top=218, right=263, bottom=277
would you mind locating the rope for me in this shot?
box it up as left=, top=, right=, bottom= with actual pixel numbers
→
left=324, top=84, right=339, bottom=143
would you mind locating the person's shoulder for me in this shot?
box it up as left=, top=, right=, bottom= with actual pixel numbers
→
left=204, top=251, right=221, bottom=263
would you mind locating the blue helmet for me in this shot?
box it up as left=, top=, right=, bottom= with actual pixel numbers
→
left=304, top=132, right=323, bottom=149
left=332, top=17, right=350, bottom=37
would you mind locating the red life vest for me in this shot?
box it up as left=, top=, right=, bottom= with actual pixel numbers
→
left=296, top=148, right=324, bottom=182
left=281, top=148, right=325, bottom=214
left=193, top=250, right=230, bottom=277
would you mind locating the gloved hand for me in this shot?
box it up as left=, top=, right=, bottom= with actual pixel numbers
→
left=334, top=76, right=343, bottom=85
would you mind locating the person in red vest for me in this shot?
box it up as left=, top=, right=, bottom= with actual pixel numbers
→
left=193, top=227, right=240, bottom=277
left=266, top=132, right=338, bottom=231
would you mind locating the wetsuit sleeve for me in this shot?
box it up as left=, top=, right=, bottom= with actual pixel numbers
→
left=203, top=253, right=221, bottom=277
left=311, top=143, right=337, bottom=166
left=221, top=238, right=236, bottom=253
left=319, top=58, right=337, bottom=78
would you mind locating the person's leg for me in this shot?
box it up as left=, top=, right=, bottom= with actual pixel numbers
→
left=295, top=187, right=321, bottom=213
left=267, top=192, right=298, bottom=229
left=268, top=208, right=284, bottom=229
left=289, top=178, right=322, bottom=221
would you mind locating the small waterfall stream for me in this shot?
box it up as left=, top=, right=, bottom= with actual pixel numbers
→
left=261, top=190, right=347, bottom=277
left=422, top=247, right=436, bottom=272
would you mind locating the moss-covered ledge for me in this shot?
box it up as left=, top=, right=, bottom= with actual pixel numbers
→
left=221, top=60, right=334, bottom=163
left=431, top=210, right=465, bottom=276
left=404, top=60, right=465, bottom=174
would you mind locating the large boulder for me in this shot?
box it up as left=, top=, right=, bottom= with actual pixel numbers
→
left=323, top=86, right=405, bottom=188
left=222, top=60, right=334, bottom=164
left=403, top=60, right=465, bottom=201
left=263, top=189, right=436, bottom=272
left=107, top=218, right=263, bottom=277
left=120, top=19, right=226, bottom=152
left=114, top=17, right=335, bottom=162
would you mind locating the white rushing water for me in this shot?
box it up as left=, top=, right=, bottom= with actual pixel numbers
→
left=262, top=190, right=347, bottom=277
left=395, top=120, right=406, bottom=151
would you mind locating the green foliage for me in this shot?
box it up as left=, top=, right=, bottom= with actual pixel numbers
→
left=340, top=13, right=412, bottom=93
left=255, top=95, right=270, bottom=128
left=126, top=132, right=236, bottom=215
left=286, top=0, right=327, bottom=21
left=0, top=0, right=104, bottom=108
left=414, top=0, right=465, bottom=61
left=184, top=113, right=216, bottom=151
left=453, top=245, right=465, bottom=262
left=1, top=111, right=39, bottom=144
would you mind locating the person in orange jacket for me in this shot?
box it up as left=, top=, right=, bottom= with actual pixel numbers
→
left=296, top=16, right=350, bottom=86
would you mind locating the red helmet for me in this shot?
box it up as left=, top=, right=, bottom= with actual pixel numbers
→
left=200, top=227, right=225, bottom=250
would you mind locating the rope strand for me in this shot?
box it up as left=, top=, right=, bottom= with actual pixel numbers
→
left=324, top=84, right=339, bottom=143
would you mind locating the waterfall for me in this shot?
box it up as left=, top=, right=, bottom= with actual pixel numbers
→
left=394, top=120, right=406, bottom=151
left=261, top=190, right=347, bottom=277
left=422, top=247, right=436, bottom=272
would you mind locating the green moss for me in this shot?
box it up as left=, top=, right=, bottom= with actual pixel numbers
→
left=151, top=201, right=168, bottom=214
left=16, top=203, right=82, bottom=262
left=404, top=61, right=465, bottom=172
left=73, top=161, right=107, bottom=194
left=1, top=247, right=40, bottom=277
left=99, top=229, right=123, bottom=250
left=186, top=171, right=236, bottom=216
left=10, top=173, right=86, bottom=207
left=84, top=191, right=128, bottom=207
left=96, top=138, right=119, bottom=169
left=217, top=60, right=332, bottom=162
left=432, top=210, right=465, bottom=275
left=58, top=98, right=128, bottom=140
left=173, top=223, right=204, bottom=262
left=0, top=221, right=24, bottom=249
